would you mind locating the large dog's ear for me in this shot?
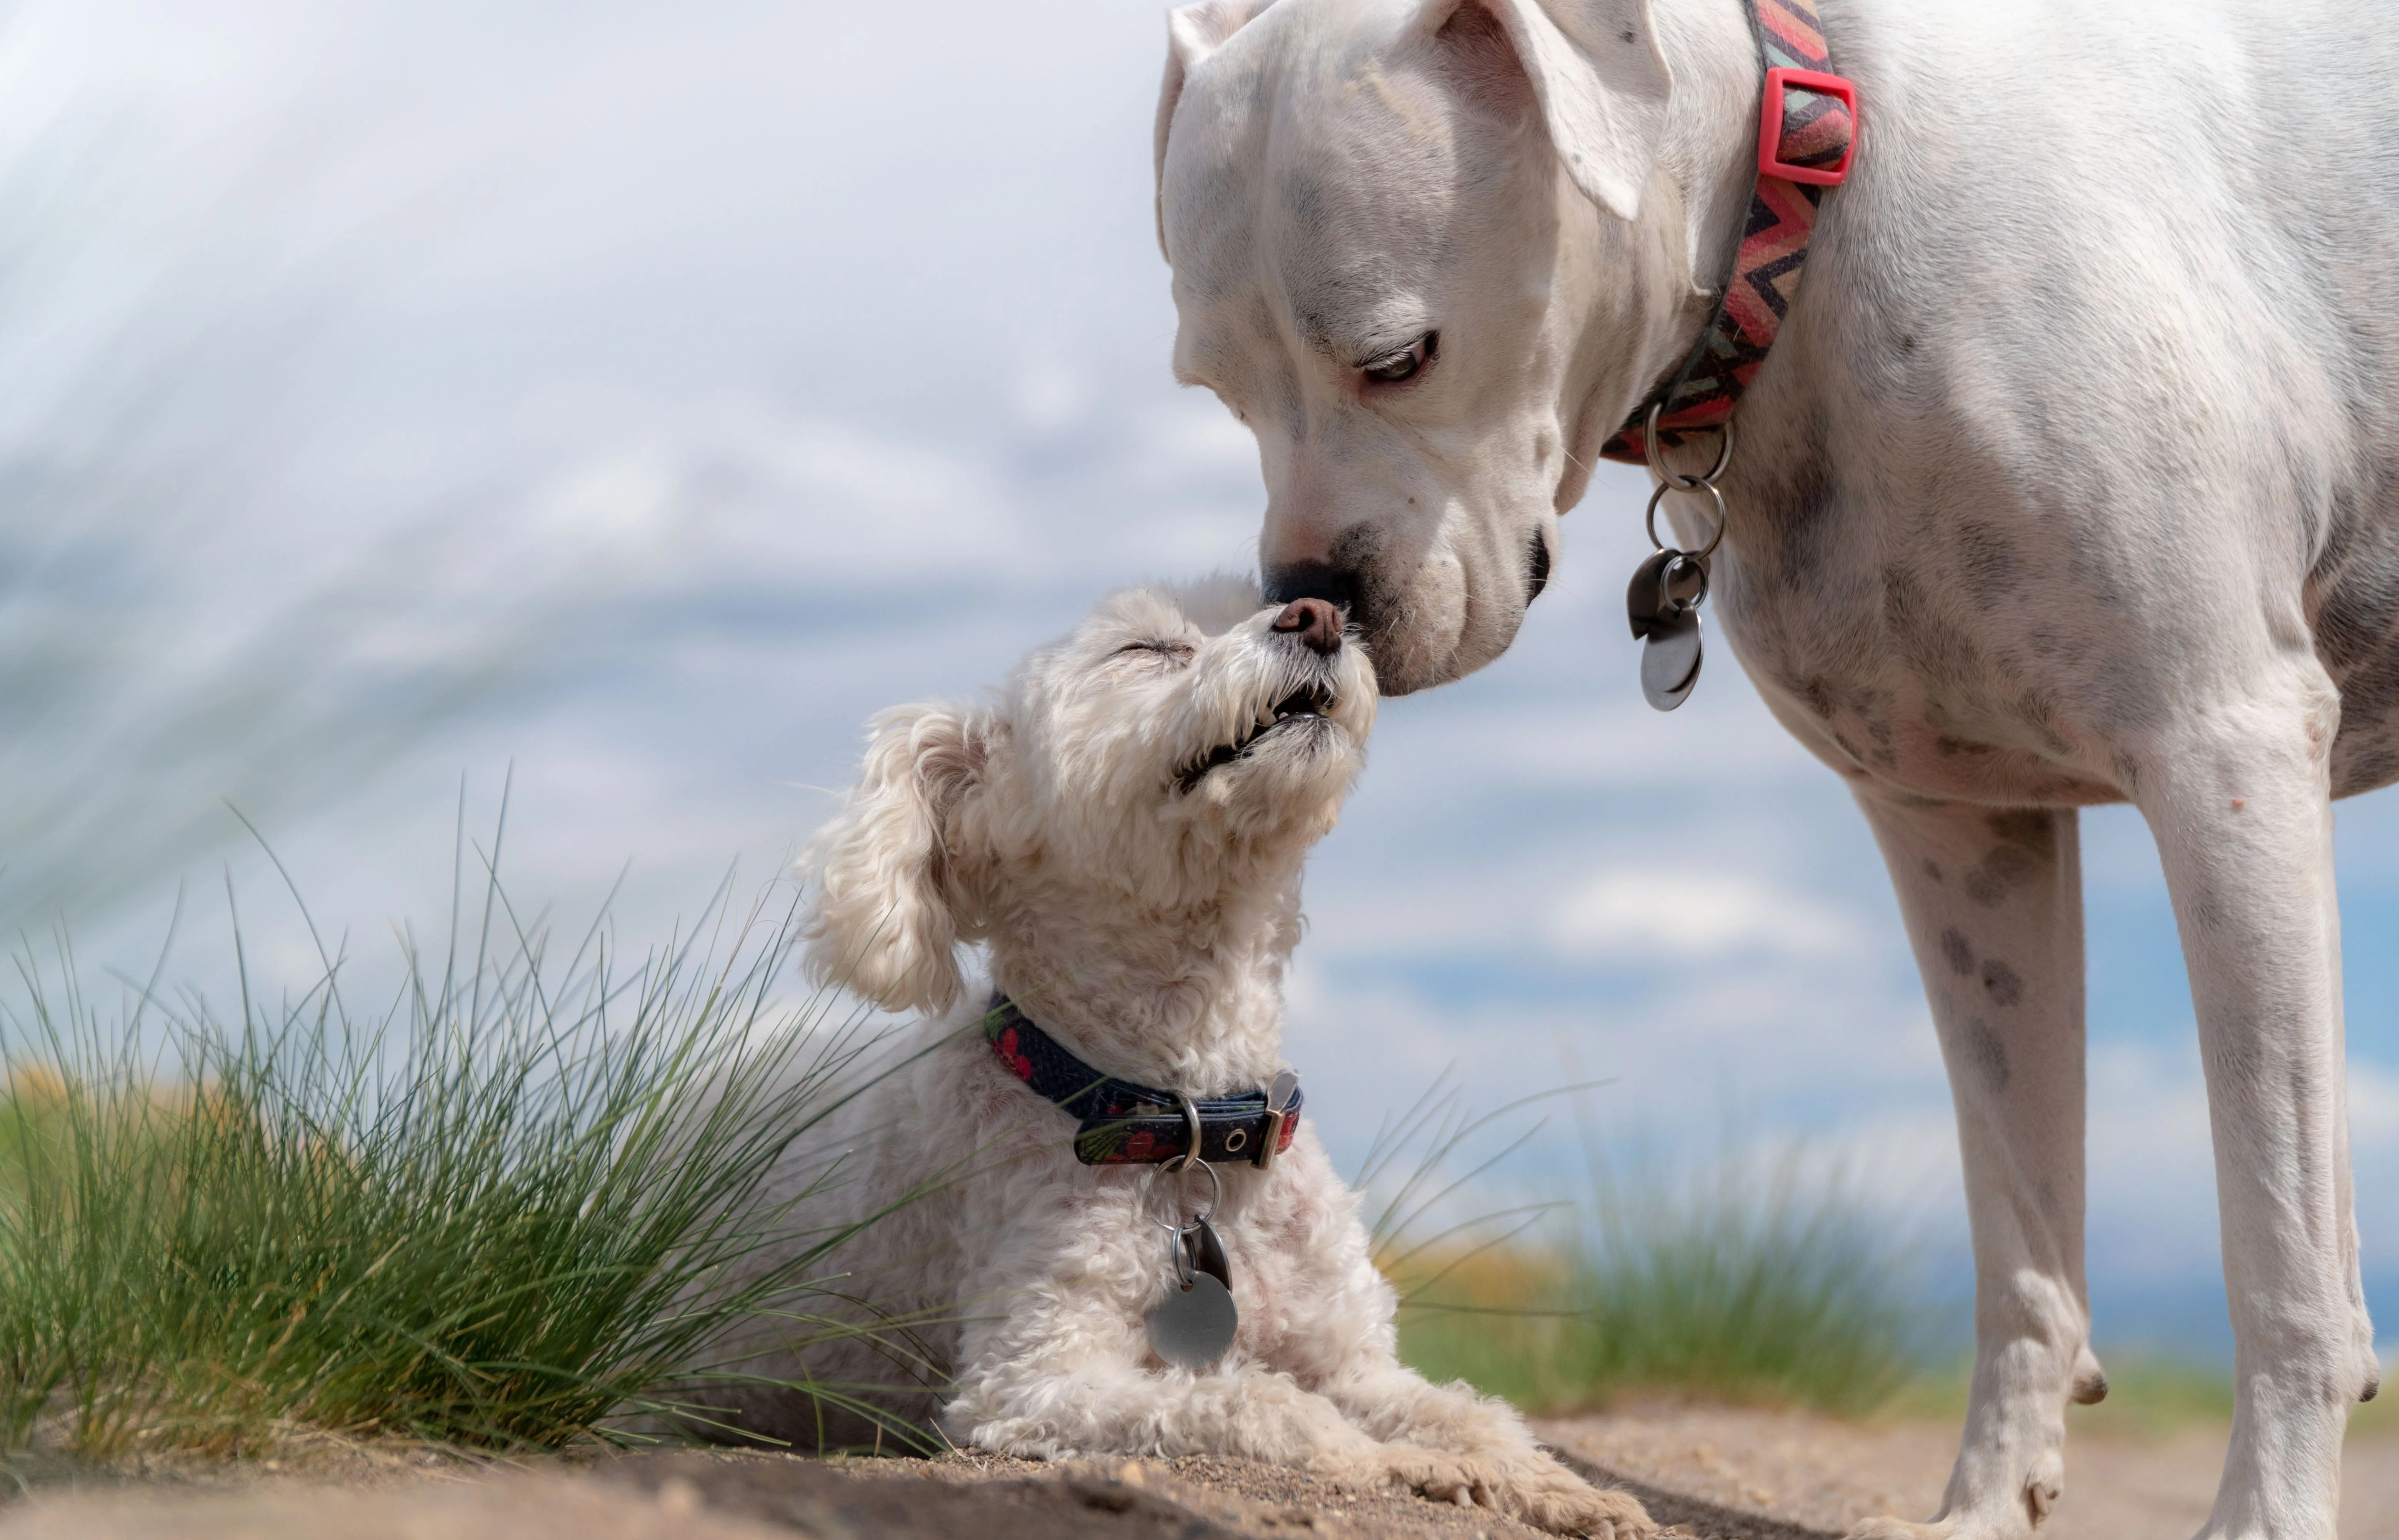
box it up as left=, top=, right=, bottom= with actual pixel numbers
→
left=800, top=702, right=993, bottom=1016
left=1439, top=0, right=1670, bottom=222
left=1154, top=0, right=1278, bottom=258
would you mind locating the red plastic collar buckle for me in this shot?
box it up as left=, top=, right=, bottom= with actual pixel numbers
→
left=1757, top=67, right=1857, bottom=187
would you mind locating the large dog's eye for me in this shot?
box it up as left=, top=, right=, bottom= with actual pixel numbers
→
left=1360, top=332, right=1436, bottom=385
left=1117, top=639, right=1194, bottom=665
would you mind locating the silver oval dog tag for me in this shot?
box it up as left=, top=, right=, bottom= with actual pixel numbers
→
left=1641, top=608, right=1704, bottom=712
left=1146, top=1271, right=1238, bottom=1370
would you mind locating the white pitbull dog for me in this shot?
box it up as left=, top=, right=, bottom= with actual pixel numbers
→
left=1153, top=1, right=2393, bottom=1537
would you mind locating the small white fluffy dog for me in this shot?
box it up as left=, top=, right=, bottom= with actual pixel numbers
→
left=710, top=575, right=1650, bottom=1538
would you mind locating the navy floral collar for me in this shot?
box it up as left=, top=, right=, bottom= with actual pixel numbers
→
left=983, top=995, right=1303, bottom=1169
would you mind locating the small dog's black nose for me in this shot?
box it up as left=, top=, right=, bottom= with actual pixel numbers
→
left=1271, top=597, right=1343, bottom=655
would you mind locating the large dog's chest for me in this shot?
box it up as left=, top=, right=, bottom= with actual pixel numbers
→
left=1703, top=444, right=2399, bottom=807
left=1712, top=547, right=2133, bottom=808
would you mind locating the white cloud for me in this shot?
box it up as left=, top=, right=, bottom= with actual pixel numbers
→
left=2352, top=1059, right=2399, bottom=1153
left=1547, top=870, right=1864, bottom=961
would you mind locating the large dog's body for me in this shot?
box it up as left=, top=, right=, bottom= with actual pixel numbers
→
left=714, top=579, right=1649, bottom=1537
left=1154, top=2, right=2396, bottom=1536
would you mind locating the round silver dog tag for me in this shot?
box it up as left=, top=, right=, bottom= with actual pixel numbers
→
left=1146, top=1271, right=1238, bottom=1370
left=1641, top=609, right=1704, bottom=711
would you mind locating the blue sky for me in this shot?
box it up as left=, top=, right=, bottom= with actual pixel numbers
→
left=2, top=0, right=2391, bottom=1363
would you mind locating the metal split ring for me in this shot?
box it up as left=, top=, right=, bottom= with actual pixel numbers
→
left=1644, top=402, right=1734, bottom=491
left=1152, top=1153, right=1223, bottom=1234
left=1644, top=478, right=1727, bottom=561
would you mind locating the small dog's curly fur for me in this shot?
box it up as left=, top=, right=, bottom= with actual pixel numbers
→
left=704, top=575, right=1651, bottom=1537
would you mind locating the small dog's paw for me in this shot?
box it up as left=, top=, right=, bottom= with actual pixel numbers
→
left=1359, top=1445, right=1482, bottom=1502
left=1362, top=1448, right=1653, bottom=1537
left=1503, top=1464, right=1656, bottom=1538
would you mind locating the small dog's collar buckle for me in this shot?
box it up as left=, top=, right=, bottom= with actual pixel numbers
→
left=1253, top=1069, right=1301, bottom=1171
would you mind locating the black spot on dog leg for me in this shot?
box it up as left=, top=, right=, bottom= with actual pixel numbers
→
left=1964, top=844, right=2040, bottom=908
left=1940, top=929, right=1975, bottom=976
left=1985, top=810, right=2056, bottom=858
left=1962, top=1018, right=2011, bottom=1094
left=1981, top=959, right=2024, bottom=1006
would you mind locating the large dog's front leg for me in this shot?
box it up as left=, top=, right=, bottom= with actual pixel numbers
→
left=2137, top=683, right=2377, bottom=1540
left=1849, top=794, right=2101, bottom=1540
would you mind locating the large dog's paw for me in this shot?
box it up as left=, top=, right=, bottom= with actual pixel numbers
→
left=1845, top=1510, right=2040, bottom=1540
left=1845, top=1447, right=2061, bottom=1540
left=1362, top=1447, right=1655, bottom=1538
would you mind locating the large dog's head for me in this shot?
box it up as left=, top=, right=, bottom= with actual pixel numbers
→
left=1156, top=0, right=1739, bottom=693
left=801, top=577, right=1378, bottom=1014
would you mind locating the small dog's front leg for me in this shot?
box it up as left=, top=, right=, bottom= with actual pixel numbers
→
left=942, top=1226, right=1416, bottom=1473
left=945, top=1292, right=1639, bottom=1532
left=948, top=1353, right=1376, bottom=1465
left=1323, top=1360, right=1655, bottom=1538
left=947, top=1356, right=1519, bottom=1505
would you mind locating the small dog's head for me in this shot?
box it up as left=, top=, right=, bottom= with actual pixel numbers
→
left=801, top=575, right=1378, bottom=1015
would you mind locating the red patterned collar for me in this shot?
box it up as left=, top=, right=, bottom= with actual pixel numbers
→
left=1600, top=0, right=1857, bottom=463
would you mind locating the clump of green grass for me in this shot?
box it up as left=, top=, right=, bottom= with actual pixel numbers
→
left=1888, top=1355, right=2236, bottom=1439
left=1371, top=1079, right=1927, bottom=1417
left=1899, top=1353, right=2399, bottom=1441
left=0, top=855, right=932, bottom=1460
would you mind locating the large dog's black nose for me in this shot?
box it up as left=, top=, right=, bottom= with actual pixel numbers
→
left=1263, top=559, right=1355, bottom=614
left=1271, top=597, right=1343, bottom=655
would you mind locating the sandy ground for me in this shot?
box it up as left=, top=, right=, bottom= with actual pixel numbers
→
left=1540, top=1405, right=2399, bottom=1540
left=2, top=1410, right=2392, bottom=1539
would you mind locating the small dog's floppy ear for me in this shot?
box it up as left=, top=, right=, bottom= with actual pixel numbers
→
left=800, top=702, right=991, bottom=1016
left=1155, top=0, right=1278, bottom=259
left=1432, top=0, right=1670, bottom=223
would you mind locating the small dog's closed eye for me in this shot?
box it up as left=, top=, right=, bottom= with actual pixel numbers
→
left=679, top=574, right=1650, bottom=1538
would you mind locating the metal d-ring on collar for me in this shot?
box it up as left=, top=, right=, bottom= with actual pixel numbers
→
left=1642, top=401, right=1732, bottom=561
left=1166, top=1092, right=1204, bottom=1172
left=1153, top=1148, right=1223, bottom=1235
